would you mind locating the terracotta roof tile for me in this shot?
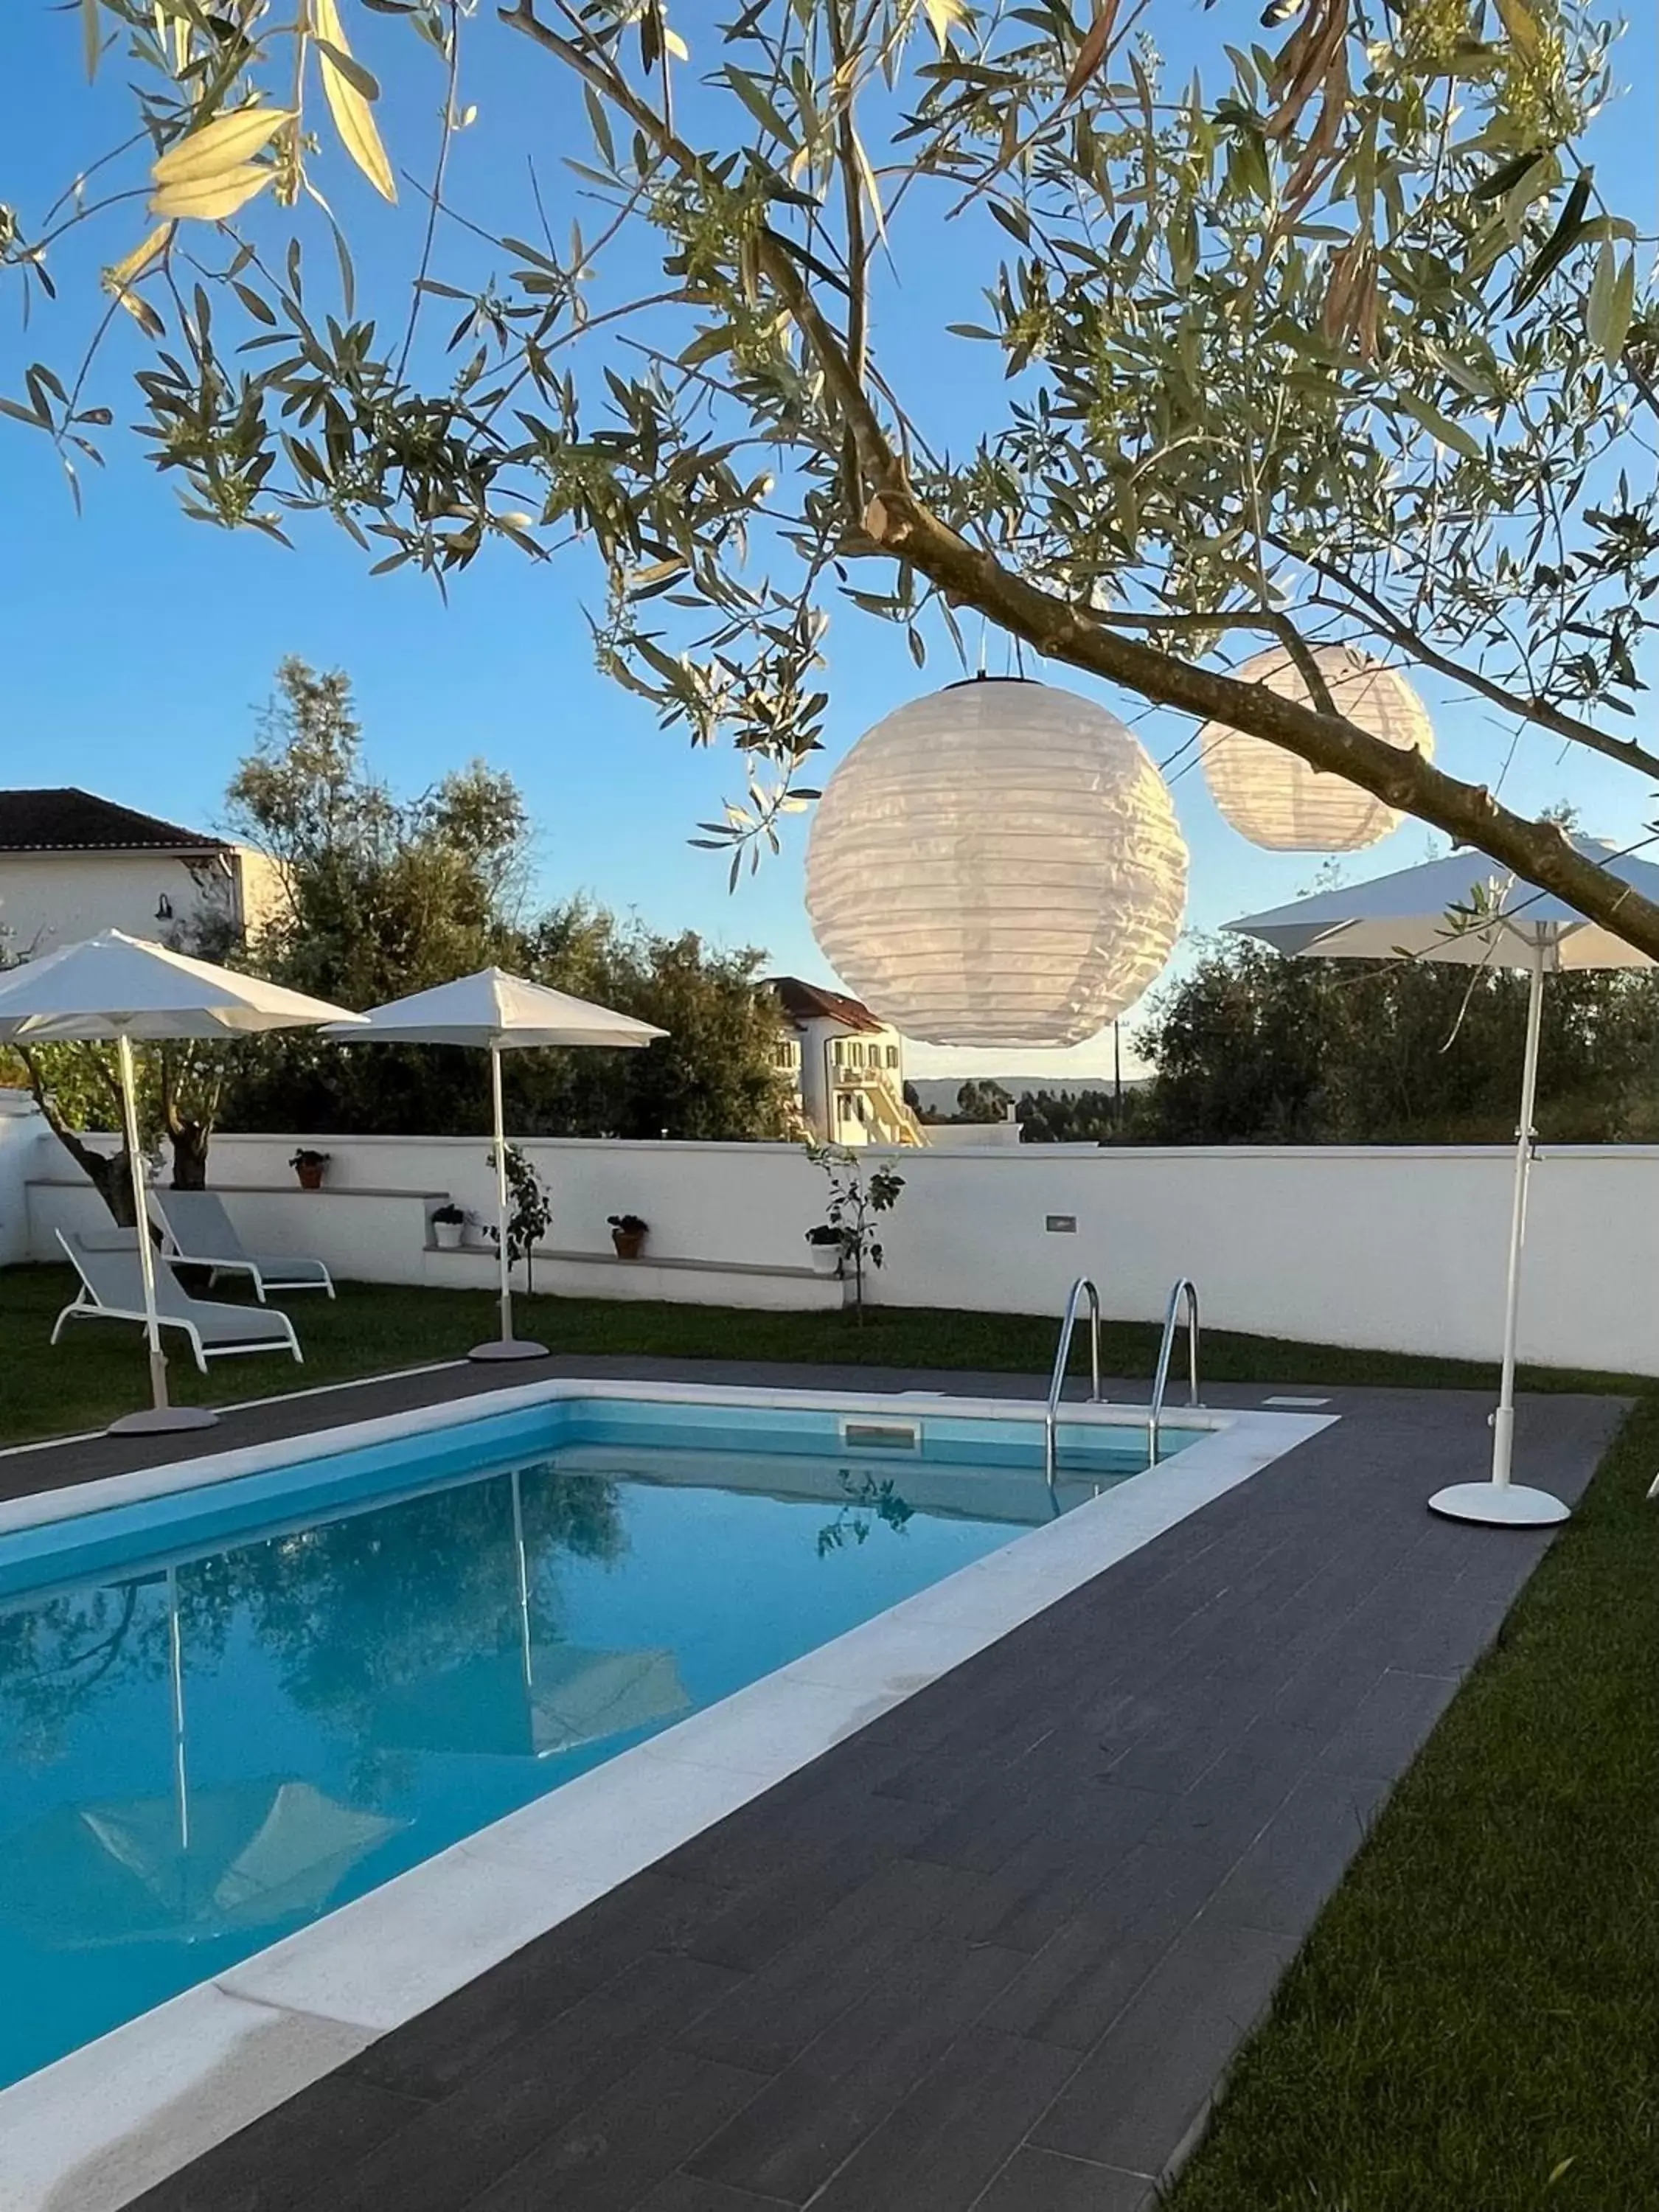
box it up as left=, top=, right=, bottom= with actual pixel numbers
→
left=764, top=974, right=886, bottom=1033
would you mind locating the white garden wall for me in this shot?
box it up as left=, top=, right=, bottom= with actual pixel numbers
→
left=0, top=1099, right=46, bottom=1268
left=21, top=1127, right=1659, bottom=1374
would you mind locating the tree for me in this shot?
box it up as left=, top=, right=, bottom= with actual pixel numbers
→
left=1015, top=1088, right=1128, bottom=1143
left=220, top=656, right=535, bottom=1135
left=1, top=910, right=240, bottom=1220
left=1133, top=936, right=1659, bottom=1143
left=7, top=1040, right=148, bottom=1226
left=229, top=656, right=532, bottom=1008
left=953, top=1080, right=1015, bottom=1124
left=214, top=661, right=793, bottom=1141
left=9, top=2, right=1659, bottom=961
left=517, top=913, right=796, bottom=1141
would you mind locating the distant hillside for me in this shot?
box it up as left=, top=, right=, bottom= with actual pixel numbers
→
left=908, top=1074, right=1150, bottom=1113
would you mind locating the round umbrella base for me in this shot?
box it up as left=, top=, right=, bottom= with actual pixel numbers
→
left=108, top=1403, right=220, bottom=1438
left=469, top=1338, right=552, bottom=1363
left=1427, top=1481, right=1570, bottom=1528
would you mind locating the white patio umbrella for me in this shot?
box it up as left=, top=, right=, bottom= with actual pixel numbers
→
left=0, top=930, right=364, bottom=1436
left=327, top=969, right=665, bottom=1361
left=1228, top=840, right=1659, bottom=1527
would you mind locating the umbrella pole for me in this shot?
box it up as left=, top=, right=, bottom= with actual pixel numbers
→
left=494, top=1046, right=513, bottom=1347
left=511, top=1467, right=534, bottom=1703
left=168, top=1564, right=190, bottom=1856
left=107, top=1034, right=217, bottom=1436
left=119, top=1032, right=167, bottom=1413
left=1491, top=949, right=1546, bottom=1492
left=1429, top=942, right=1568, bottom=1526
left=469, top=1047, right=549, bottom=1362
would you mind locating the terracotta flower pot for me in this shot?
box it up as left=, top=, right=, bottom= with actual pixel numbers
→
left=294, top=1161, right=325, bottom=1192
left=611, top=1227, right=646, bottom=1260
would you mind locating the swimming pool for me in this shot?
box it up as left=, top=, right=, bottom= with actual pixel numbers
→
left=0, top=1388, right=1193, bottom=2091
left=0, top=1379, right=1333, bottom=2211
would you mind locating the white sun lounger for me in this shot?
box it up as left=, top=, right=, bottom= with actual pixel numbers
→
left=150, top=1189, right=335, bottom=1301
left=52, top=1230, right=302, bottom=1371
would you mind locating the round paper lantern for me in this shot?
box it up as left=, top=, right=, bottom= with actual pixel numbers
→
left=805, top=678, right=1188, bottom=1048
left=1199, top=644, right=1433, bottom=852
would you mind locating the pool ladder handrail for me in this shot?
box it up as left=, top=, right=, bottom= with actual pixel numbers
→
left=1147, top=1277, right=1200, bottom=1467
left=1043, top=1276, right=1102, bottom=1484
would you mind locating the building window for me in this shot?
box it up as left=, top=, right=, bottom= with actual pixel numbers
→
left=832, top=1039, right=846, bottom=1065
left=773, top=1042, right=798, bottom=1071
left=885, top=1045, right=900, bottom=1069
left=836, top=1091, right=855, bottom=1122
left=849, top=1041, right=865, bottom=1068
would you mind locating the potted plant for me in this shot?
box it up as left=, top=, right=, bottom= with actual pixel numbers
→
left=608, top=1212, right=648, bottom=1259
left=804, top=1223, right=844, bottom=1277
left=805, top=1143, right=905, bottom=1324
left=487, top=1144, right=552, bottom=1290
left=289, top=1147, right=330, bottom=1192
left=431, top=1203, right=467, bottom=1251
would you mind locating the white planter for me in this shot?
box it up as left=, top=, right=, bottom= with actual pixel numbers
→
left=807, top=1241, right=842, bottom=1277
left=432, top=1218, right=466, bottom=1251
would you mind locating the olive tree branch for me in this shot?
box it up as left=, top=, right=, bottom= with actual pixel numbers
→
left=397, top=0, right=464, bottom=378
left=826, top=0, right=870, bottom=512
left=501, top=0, right=1659, bottom=960
left=1086, top=606, right=1340, bottom=714
left=1293, top=547, right=1659, bottom=780
left=856, top=481, right=1659, bottom=956
left=503, top=0, right=903, bottom=490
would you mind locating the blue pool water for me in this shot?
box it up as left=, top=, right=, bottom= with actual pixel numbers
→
left=0, top=1394, right=1192, bottom=2090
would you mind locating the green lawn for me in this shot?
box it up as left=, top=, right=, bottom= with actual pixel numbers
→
left=1168, top=1396, right=1659, bottom=2211
left=0, top=1259, right=1642, bottom=1450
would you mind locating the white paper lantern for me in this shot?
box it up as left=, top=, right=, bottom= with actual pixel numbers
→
left=1199, top=644, right=1433, bottom=852
left=805, top=678, right=1188, bottom=1048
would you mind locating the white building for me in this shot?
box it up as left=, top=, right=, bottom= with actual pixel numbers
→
left=0, top=789, right=286, bottom=958
left=765, top=976, right=925, bottom=1146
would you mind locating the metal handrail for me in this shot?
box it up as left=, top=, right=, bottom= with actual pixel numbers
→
left=1044, top=1276, right=1102, bottom=1485
left=1147, top=1277, right=1200, bottom=1467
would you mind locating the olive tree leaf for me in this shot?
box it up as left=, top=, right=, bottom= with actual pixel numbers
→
left=312, top=0, right=397, bottom=202
left=922, top=0, right=968, bottom=49
left=1512, top=171, right=1593, bottom=307
left=1392, top=391, right=1484, bottom=461
left=151, top=106, right=293, bottom=189
left=312, top=38, right=380, bottom=102
left=1493, top=0, right=1542, bottom=55
left=101, top=222, right=174, bottom=297
left=151, top=164, right=276, bottom=223
left=724, top=66, right=795, bottom=144
left=1064, top=0, right=1122, bottom=103
left=1587, top=250, right=1636, bottom=364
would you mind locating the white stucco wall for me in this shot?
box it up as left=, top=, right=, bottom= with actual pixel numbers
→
left=198, top=1133, right=827, bottom=1270
left=20, top=1130, right=1658, bottom=1375
left=0, top=1099, right=46, bottom=1267
left=0, top=848, right=279, bottom=957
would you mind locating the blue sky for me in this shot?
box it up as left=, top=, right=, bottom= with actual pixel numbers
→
left=2, top=2, right=1655, bottom=1079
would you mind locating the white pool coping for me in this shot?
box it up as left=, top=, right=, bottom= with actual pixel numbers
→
left=0, top=1380, right=1332, bottom=2212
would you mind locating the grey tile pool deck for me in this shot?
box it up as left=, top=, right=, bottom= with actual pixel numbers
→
left=3, top=1360, right=1624, bottom=2212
